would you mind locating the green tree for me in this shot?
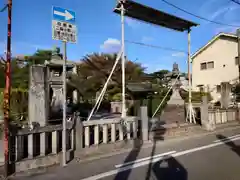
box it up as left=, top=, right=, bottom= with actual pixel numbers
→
left=148, top=69, right=170, bottom=85
left=69, top=53, right=146, bottom=101
left=11, top=49, right=54, bottom=89
left=151, top=69, right=169, bottom=80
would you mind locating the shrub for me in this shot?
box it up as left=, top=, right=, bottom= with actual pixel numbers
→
left=0, top=88, right=28, bottom=124
left=179, top=89, right=212, bottom=102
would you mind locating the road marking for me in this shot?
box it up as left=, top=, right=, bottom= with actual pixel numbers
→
left=213, top=134, right=240, bottom=143
left=115, top=151, right=176, bottom=168
left=80, top=136, right=240, bottom=180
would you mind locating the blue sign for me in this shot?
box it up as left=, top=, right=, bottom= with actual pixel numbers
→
left=52, top=6, right=76, bottom=24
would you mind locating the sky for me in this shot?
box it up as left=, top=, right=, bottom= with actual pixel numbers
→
left=0, top=0, right=240, bottom=73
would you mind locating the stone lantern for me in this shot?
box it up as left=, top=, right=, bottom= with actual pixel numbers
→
left=28, top=47, right=75, bottom=126
left=45, top=47, right=74, bottom=116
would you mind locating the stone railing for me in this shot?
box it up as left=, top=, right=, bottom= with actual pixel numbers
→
left=3, top=106, right=149, bottom=176
left=208, top=108, right=239, bottom=125
left=78, top=116, right=140, bottom=148
left=8, top=114, right=77, bottom=173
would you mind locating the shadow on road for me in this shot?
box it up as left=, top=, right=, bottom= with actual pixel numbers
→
left=145, top=124, right=187, bottom=180
left=114, top=119, right=188, bottom=180
left=151, top=155, right=187, bottom=180
left=216, top=134, right=240, bottom=157
left=114, top=121, right=143, bottom=180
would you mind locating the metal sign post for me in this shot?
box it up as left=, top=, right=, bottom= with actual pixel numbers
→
left=62, top=41, right=67, bottom=166
left=52, top=6, right=77, bottom=166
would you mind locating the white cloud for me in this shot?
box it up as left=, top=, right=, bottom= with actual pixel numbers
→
left=199, top=0, right=240, bottom=27
left=172, top=52, right=186, bottom=57
left=198, top=1, right=240, bottom=34
left=100, top=38, right=121, bottom=53
left=125, top=17, right=140, bottom=29
left=141, top=36, right=153, bottom=43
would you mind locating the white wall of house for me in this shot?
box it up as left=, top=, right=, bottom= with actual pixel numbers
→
left=192, top=36, right=238, bottom=102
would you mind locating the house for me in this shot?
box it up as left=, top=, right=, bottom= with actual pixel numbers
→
left=191, top=32, right=239, bottom=104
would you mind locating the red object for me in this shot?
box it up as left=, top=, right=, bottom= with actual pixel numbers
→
left=3, top=0, right=12, bottom=177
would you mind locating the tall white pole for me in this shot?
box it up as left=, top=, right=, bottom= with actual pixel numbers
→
left=121, top=2, right=126, bottom=118
left=62, top=41, right=67, bottom=166
left=188, top=29, right=192, bottom=123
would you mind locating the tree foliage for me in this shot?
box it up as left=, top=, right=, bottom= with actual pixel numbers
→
left=0, top=49, right=53, bottom=89
left=69, top=53, right=146, bottom=101
left=0, top=49, right=53, bottom=122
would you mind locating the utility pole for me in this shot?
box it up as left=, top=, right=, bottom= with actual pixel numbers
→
left=1, top=0, right=12, bottom=177
left=237, top=29, right=240, bottom=82
left=120, top=0, right=126, bottom=118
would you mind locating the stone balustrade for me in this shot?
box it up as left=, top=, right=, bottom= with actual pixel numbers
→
left=80, top=116, right=140, bottom=148
left=208, top=108, right=239, bottom=124
left=3, top=107, right=149, bottom=175
left=8, top=114, right=77, bottom=173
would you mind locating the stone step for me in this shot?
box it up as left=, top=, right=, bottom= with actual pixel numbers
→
left=160, top=105, right=185, bottom=124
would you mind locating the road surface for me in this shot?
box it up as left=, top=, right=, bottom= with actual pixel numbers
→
left=12, top=127, right=240, bottom=180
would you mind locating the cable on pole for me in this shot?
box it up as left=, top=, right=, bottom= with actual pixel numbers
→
left=87, top=50, right=123, bottom=121
left=152, top=73, right=181, bottom=118
left=125, top=40, right=187, bottom=53
left=161, top=0, right=239, bottom=27
left=230, top=0, right=240, bottom=5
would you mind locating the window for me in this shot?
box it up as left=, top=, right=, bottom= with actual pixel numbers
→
left=200, top=63, right=207, bottom=70
left=200, top=61, right=214, bottom=70
left=207, top=61, right=214, bottom=69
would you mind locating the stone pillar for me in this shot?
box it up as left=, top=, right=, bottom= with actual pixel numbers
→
left=75, top=117, right=83, bottom=150
left=29, top=65, right=48, bottom=126
left=201, top=96, right=215, bottom=131
left=221, top=82, right=231, bottom=109
left=140, top=106, right=149, bottom=141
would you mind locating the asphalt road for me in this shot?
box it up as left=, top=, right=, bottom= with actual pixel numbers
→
left=11, top=127, right=240, bottom=180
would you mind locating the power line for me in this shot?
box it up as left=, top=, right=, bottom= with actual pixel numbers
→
left=161, top=0, right=239, bottom=27
left=230, top=0, right=240, bottom=5
left=125, top=40, right=187, bottom=53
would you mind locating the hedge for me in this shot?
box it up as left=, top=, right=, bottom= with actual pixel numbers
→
left=179, top=90, right=212, bottom=102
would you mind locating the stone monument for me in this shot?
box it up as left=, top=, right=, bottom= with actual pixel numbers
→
left=45, top=47, right=74, bottom=119
left=28, top=47, right=75, bottom=126
left=160, top=63, right=185, bottom=124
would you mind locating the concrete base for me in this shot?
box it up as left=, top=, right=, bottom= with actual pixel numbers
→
left=13, top=150, right=74, bottom=173
left=75, top=139, right=143, bottom=159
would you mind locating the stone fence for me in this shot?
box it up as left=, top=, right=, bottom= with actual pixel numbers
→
left=79, top=117, right=140, bottom=148
left=3, top=106, right=149, bottom=175
left=208, top=108, right=239, bottom=125
left=7, top=115, right=76, bottom=173
left=5, top=101, right=239, bottom=176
